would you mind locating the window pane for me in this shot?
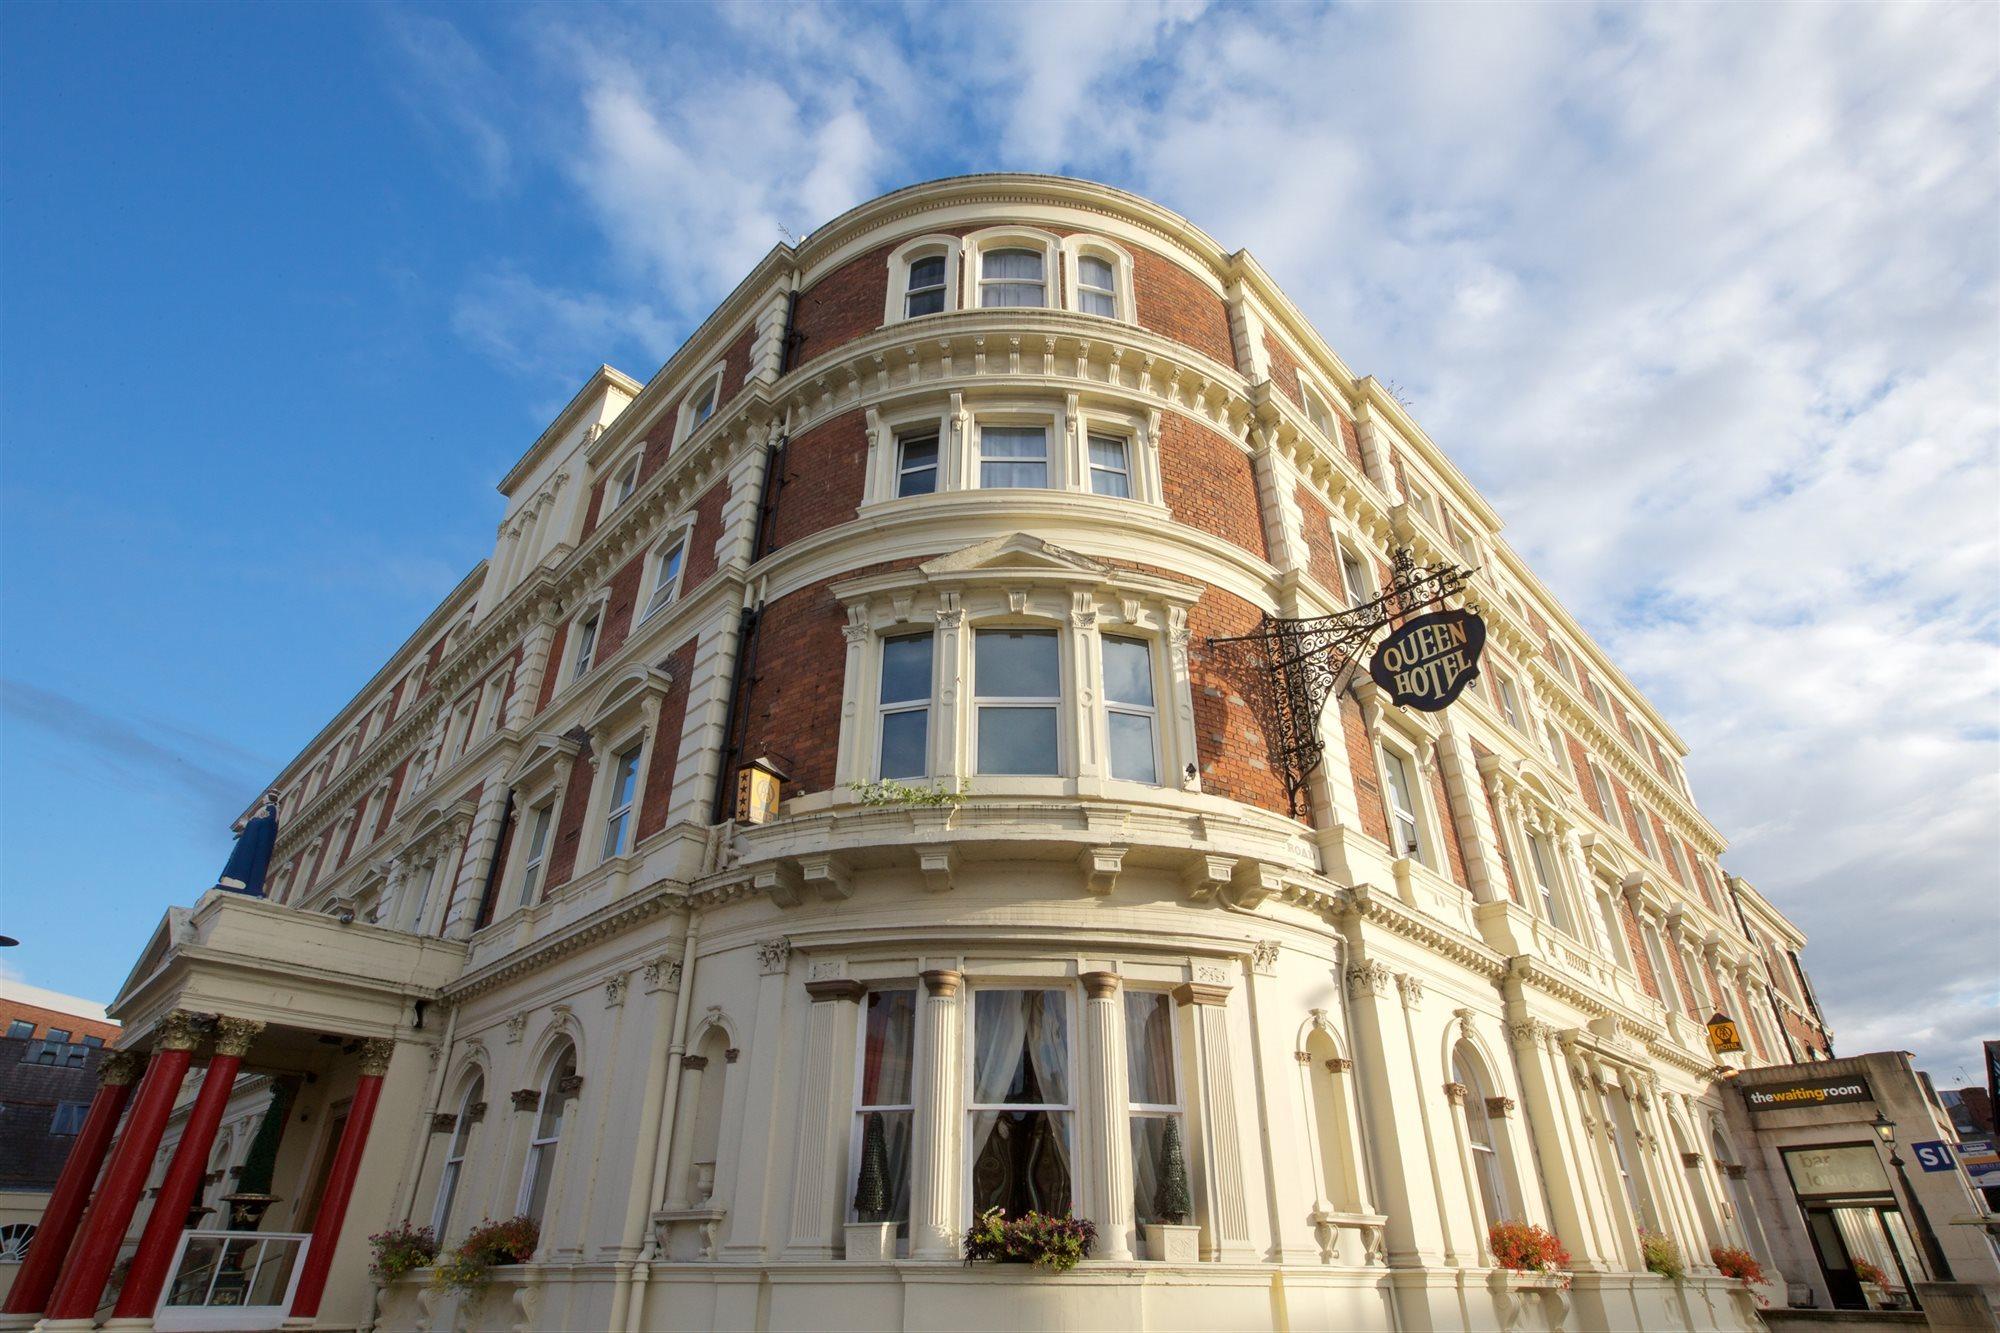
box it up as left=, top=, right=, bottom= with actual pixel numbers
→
left=861, top=991, right=916, bottom=1105
left=853, top=1108, right=913, bottom=1226
left=971, top=989, right=1070, bottom=1104
left=880, top=635, right=933, bottom=704
left=984, top=248, right=1043, bottom=280
left=976, top=629, right=1059, bottom=697
left=1090, top=464, right=1129, bottom=496
left=981, top=283, right=1045, bottom=309
left=909, top=255, right=945, bottom=287
left=969, top=1109, right=1070, bottom=1217
left=1102, top=638, right=1153, bottom=707
left=878, top=710, right=928, bottom=779
left=1078, top=256, right=1113, bottom=288
left=982, top=458, right=1048, bottom=487
left=897, top=435, right=938, bottom=496
left=978, top=706, right=1058, bottom=774
left=1131, top=1115, right=1185, bottom=1225
left=981, top=426, right=1045, bottom=459
left=611, top=748, right=641, bottom=808
left=899, top=435, right=938, bottom=468
left=1080, top=290, right=1116, bottom=316
left=1124, top=991, right=1176, bottom=1105
left=1108, top=712, right=1158, bottom=784
left=906, top=288, right=945, bottom=317
left=1088, top=436, right=1127, bottom=468
left=898, top=465, right=937, bottom=496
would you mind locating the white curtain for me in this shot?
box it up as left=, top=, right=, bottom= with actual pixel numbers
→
left=1024, top=992, right=1071, bottom=1181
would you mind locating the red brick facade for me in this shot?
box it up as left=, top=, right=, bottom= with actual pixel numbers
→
left=770, top=411, right=870, bottom=550
left=1159, top=415, right=1268, bottom=561
left=636, top=640, right=698, bottom=841
left=1131, top=247, right=1235, bottom=369
left=1186, top=588, right=1290, bottom=818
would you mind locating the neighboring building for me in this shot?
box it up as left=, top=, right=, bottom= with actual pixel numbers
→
left=0, top=982, right=119, bottom=1303
left=6, top=174, right=1949, bottom=1333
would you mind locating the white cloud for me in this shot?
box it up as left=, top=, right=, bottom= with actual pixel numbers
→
left=389, top=1, right=2000, bottom=1074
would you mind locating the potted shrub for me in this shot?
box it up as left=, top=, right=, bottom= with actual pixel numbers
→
left=1639, top=1228, right=1685, bottom=1281
left=1143, top=1119, right=1200, bottom=1263
left=369, top=1222, right=439, bottom=1286
left=1711, top=1246, right=1769, bottom=1308
left=1851, top=1258, right=1891, bottom=1308
left=430, top=1215, right=539, bottom=1295
left=963, top=1208, right=1098, bottom=1273
left=1487, top=1220, right=1573, bottom=1289
left=845, top=1111, right=898, bottom=1262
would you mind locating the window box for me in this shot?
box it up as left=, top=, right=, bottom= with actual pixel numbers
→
left=844, top=1221, right=897, bottom=1263
left=1142, top=1222, right=1199, bottom=1264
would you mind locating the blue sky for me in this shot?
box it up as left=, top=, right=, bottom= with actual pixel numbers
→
left=3, top=2, right=1995, bottom=1081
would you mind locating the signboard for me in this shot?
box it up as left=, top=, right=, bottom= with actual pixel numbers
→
left=1783, top=1144, right=1891, bottom=1198
left=1911, top=1140, right=1956, bottom=1173
left=735, top=763, right=782, bottom=825
left=1369, top=609, right=1485, bottom=712
left=1707, top=1012, right=1744, bottom=1055
left=1744, top=1075, right=1873, bottom=1113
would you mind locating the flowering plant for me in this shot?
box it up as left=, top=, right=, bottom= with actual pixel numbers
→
left=1487, top=1221, right=1572, bottom=1288
left=1851, top=1258, right=1890, bottom=1287
left=963, top=1208, right=1097, bottom=1273
left=429, top=1215, right=539, bottom=1293
left=1639, top=1228, right=1686, bottom=1280
left=1711, top=1247, right=1769, bottom=1305
left=368, top=1222, right=438, bottom=1284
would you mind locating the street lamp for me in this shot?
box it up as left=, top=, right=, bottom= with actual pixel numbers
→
left=1872, top=1112, right=1954, bottom=1283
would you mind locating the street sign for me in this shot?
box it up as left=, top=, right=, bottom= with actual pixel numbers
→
left=1911, top=1140, right=1956, bottom=1173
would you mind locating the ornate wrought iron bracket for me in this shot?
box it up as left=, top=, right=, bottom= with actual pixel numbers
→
left=1207, top=548, right=1474, bottom=819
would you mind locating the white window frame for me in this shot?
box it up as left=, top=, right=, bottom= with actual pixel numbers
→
left=1453, top=1047, right=1511, bottom=1229
left=674, top=363, right=726, bottom=444
left=1403, top=479, right=1439, bottom=528
left=875, top=630, right=935, bottom=781
left=1101, top=634, right=1160, bottom=785
left=895, top=427, right=942, bottom=498
left=517, top=1044, right=576, bottom=1224
left=1123, top=988, right=1186, bottom=1227
left=1496, top=673, right=1525, bottom=732
left=1058, top=236, right=1135, bottom=323
left=1336, top=537, right=1373, bottom=608
left=640, top=533, right=689, bottom=623
left=883, top=234, right=962, bottom=325
left=569, top=602, right=606, bottom=685
left=1634, top=805, right=1661, bottom=862
left=974, top=417, right=1054, bottom=491
left=972, top=623, right=1066, bottom=778
left=1591, top=884, right=1628, bottom=966
left=610, top=455, right=640, bottom=509
left=1587, top=758, right=1617, bottom=821
left=848, top=986, right=920, bottom=1236
left=479, top=672, right=511, bottom=738
left=432, top=1075, right=483, bottom=1237
left=600, top=739, right=644, bottom=860
left=963, top=982, right=1079, bottom=1223
left=1086, top=431, right=1133, bottom=498
left=1376, top=738, right=1427, bottom=863
left=1301, top=382, right=1340, bottom=443
left=1525, top=829, right=1572, bottom=935
left=515, top=800, right=555, bottom=906
left=962, top=227, right=1060, bottom=314
left=1642, top=918, right=1682, bottom=1009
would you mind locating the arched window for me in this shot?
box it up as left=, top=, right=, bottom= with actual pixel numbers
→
left=518, top=1044, right=575, bottom=1224
left=1453, top=1042, right=1510, bottom=1228
left=433, top=1073, right=484, bottom=1238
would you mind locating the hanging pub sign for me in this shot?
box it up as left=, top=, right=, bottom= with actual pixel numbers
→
left=1706, top=1012, right=1745, bottom=1055
left=1369, top=608, right=1486, bottom=712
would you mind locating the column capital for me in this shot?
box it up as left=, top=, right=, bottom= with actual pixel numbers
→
left=1080, top=971, right=1122, bottom=1000
left=99, top=1049, right=144, bottom=1087
left=154, top=1010, right=206, bottom=1053
left=920, top=968, right=962, bottom=998
left=356, top=1037, right=396, bottom=1078
left=212, top=1017, right=265, bottom=1058
left=1172, top=980, right=1231, bottom=1007
left=804, top=979, right=866, bottom=1003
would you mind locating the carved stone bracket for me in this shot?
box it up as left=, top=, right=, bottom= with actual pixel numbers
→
left=1443, top=1081, right=1469, bottom=1106
left=1486, top=1096, right=1515, bottom=1118
left=430, top=1112, right=459, bottom=1134
left=1251, top=941, right=1280, bottom=976
left=556, top=1073, right=584, bottom=1100
left=511, top=1088, right=541, bottom=1112
left=756, top=938, right=792, bottom=975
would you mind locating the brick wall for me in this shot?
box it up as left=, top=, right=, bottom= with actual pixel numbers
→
left=1424, top=752, right=1471, bottom=888
left=594, top=551, right=648, bottom=664
left=1296, top=483, right=1341, bottom=593
left=770, top=410, right=869, bottom=550
left=1667, top=943, right=1700, bottom=1016
left=1337, top=416, right=1366, bottom=473
left=0, top=1001, right=118, bottom=1046
left=1340, top=696, right=1392, bottom=847
left=1564, top=734, right=1602, bottom=819
left=544, top=744, right=595, bottom=894
left=680, top=478, right=731, bottom=595
left=1159, top=415, right=1268, bottom=561
left=737, top=580, right=852, bottom=797
left=1264, top=332, right=1302, bottom=404
left=793, top=241, right=895, bottom=367
left=1132, top=247, right=1235, bottom=368
left=535, top=624, right=569, bottom=716
left=375, top=758, right=409, bottom=841
left=1186, top=588, right=1292, bottom=818
left=1621, top=898, right=1662, bottom=1001
left=1472, top=740, right=1522, bottom=902
left=636, top=639, right=698, bottom=840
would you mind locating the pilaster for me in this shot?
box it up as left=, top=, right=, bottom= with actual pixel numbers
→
left=909, top=968, right=963, bottom=1259
left=784, top=978, right=864, bottom=1260
left=1080, top=972, right=1134, bottom=1261
left=1174, top=979, right=1255, bottom=1262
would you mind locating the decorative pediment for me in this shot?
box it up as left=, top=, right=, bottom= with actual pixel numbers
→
left=507, top=730, right=584, bottom=791
left=586, top=665, right=675, bottom=739
left=920, top=532, right=1111, bottom=579
left=831, top=532, right=1200, bottom=606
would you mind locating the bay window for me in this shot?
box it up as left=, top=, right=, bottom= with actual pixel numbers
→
left=1076, top=255, right=1117, bottom=316
left=904, top=254, right=947, bottom=317
left=975, top=629, right=1062, bottom=775
left=1087, top=434, right=1131, bottom=497
left=979, top=248, right=1046, bottom=308
left=877, top=633, right=933, bottom=779
left=968, top=988, right=1074, bottom=1218
left=1124, top=990, right=1184, bottom=1226
left=601, top=743, right=641, bottom=859
left=1102, top=636, right=1159, bottom=784
left=897, top=431, right=939, bottom=497
left=852, top=989, right=916, bottom=1231
left=979, top=425, right=1049, bottom=489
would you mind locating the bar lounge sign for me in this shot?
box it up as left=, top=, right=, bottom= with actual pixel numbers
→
left=1370, top=608, right=1486, bottom=712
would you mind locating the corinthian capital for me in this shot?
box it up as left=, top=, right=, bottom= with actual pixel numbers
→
left=213, top=1017, right=265, bottom=1059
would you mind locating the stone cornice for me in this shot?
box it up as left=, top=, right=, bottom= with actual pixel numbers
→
left=273, top=692, right=444, bottom=864
left=1331, top=883, right=1509, bottom=980
left=443, top=879, right=690, bottom=1004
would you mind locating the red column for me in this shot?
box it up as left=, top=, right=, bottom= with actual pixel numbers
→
left=0, top=1050, right=144, bottom=1315
left=288, top=1037, right=396, bottom=1320
left=114, top=1017, right=266, bottom=1318
left=45, top=1011, right=205, bottom=1321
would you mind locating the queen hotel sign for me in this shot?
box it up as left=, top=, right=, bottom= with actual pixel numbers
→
left=1370, top=608, right=1487, bottom=712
